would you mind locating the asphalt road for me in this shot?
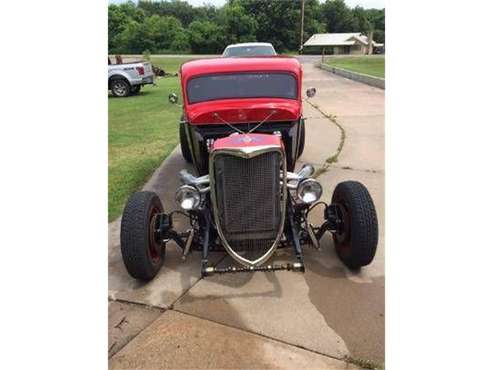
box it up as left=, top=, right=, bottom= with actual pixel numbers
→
left=108, top=59, right=385, bottom=368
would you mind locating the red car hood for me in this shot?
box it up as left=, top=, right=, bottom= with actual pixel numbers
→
left=185, top=98, right=301, bottom=125
left=213, top=133, right=283, bottom=151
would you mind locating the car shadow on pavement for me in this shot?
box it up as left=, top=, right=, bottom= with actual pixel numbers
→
left=176, top=261, right=283, bottom=305
left=303, top=236, right=385, bottom=365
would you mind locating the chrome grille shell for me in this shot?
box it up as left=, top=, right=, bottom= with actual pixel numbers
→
left=209, top=145, right=287, bottom=267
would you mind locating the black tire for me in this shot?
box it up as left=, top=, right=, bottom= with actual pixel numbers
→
left=110, top=78, right=130, bottom=97
left=130, top=85, right=141, bottom=95
left=179, top=119, right=193, bottom=163
left=331, top=181, right=378, bottom=269
left=298, top=119, right=306, bottom=157
left=120, top=191, right=165, bottom=281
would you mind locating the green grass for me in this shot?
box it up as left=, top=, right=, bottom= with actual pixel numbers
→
left=282, top=51, right=300, bottom=56
left=324, top=56, right=385, bottom=78
left=108, top=56, right=196, bottom=221
left=344, top=356, right=384, bottom=370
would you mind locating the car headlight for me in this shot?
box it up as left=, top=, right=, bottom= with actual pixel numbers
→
left=297, top=178, right=322, bottom=203
left=175, top=185, right=201, bottom=210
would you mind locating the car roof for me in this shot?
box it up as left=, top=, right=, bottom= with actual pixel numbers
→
left=180, top=57, right=301, bottom=82
left=224, top=42, right=274, bottom=49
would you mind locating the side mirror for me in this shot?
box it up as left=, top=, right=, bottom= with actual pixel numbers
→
left=168, top=93, right=178, bottom=104
left=306, top=87, right=316, bottom=98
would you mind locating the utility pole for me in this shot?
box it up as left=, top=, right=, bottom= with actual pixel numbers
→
left=367, top=29, right=374, bottom=55
left=299, top=0, right=305, bottom=53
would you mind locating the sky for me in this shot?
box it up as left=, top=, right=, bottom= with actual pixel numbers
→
left=109, top=0, right=385, bottom=10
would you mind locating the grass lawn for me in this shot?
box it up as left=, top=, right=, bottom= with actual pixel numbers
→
left=324, top=56, right=385, bottom=78
left=108, top=56, right=196, bottom=221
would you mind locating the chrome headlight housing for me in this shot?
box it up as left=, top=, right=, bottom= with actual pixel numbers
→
left=297, top=178, right=322, bottom=203
left=175, top=185, right=201, bottom=210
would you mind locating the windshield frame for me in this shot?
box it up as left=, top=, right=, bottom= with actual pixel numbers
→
left=185, top=71, right=299, bottom=105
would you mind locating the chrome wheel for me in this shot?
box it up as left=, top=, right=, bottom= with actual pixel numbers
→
left=114, top=82, right=126, bottom=96
left=111, top=79, right=130, bottom=97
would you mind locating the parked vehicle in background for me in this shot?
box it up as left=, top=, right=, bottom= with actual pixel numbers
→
left=222, top=42, right=277, bottom=57
left=108, top=57, right=154, bottom=97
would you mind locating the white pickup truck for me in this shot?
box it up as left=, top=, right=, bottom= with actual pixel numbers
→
left=108, top=57, right=154, bottom=97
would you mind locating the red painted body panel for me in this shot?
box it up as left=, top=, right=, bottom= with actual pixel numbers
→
left=213, top=133, right=283, bottom=151
left=180, top=57, right=303, bottom=126
left=186, top=98, right=301, bottom=125
left=180, top=57, right=302, bottom=87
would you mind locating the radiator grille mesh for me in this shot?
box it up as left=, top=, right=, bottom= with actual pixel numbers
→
left=214, top=151, right=283, bottom=261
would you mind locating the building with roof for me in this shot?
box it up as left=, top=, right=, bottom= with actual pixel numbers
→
left=303, top=33, right=384, bottom=55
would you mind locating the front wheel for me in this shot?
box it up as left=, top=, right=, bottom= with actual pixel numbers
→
left=331, top=181, right=378, bottom=269
left=120, top=191, right=165, bottom=281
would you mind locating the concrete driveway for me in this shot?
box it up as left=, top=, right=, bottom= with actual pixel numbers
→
left=108, top=59, right=385, bottom=368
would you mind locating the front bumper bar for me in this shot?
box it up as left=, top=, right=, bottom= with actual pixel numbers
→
left=202, top=262, right=304, bottom=276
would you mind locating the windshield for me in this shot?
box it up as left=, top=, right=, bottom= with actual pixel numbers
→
left=223, top=45, right=276, bottom=57
left=186, top=72, right=297, bottom=104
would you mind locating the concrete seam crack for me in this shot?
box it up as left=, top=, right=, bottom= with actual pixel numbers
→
left=306, top=100, right=346, bottom=178
left=108, top=297, right=166, bottom=311
left=331, top=165, right=383, bottom=174
left=109, top=254, right=229, bottom=359
left=109, top=254, right=228, bottom=359
left=108, top=300, right=165, bottom=359
left=172, top=308, right=349, bottom=364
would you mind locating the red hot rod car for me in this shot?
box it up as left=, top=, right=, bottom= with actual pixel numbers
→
left=120, top=57, right=378, bottom=281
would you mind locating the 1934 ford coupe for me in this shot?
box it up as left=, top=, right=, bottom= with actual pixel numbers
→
left=120, top=57, right=378, bottom=281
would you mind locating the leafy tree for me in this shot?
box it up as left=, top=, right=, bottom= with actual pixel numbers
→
left=145, top=15, right=184, bottom=52
left=366, top=8, right=385, bottom=30
left=238, top=0, right=324, bottom=52
left=351, top=6, right=368, bottom=32
left=348, top=5, right=385, bottom=48
left=220, top=0, right=258, bottom=44
left=365, top=8, right=385, bottom=43
left=125, top=19, right=154, bottom=53
left=373, top=29, right=384, bottom=44
left=193, top=4, right=221, bottom=23
left=188, top=20, right=226, bottom=53
left=303, top=0, right=325, bottom=44
left=240, top=0, right=301, bottom=51
left=170, top=31, right=191, bottom=52
left=108, top=0, right=384, bottom=54
left=320, top=0, right=354, bottom=32
left=138, top=0, right=198, bottom=26
left=119, top=1, right=145, bottom=23
left=108, top=5, right=129, bottom=52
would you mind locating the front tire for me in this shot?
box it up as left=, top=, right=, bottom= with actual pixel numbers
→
left=331, top=181, right=378, bottom=269
left=120, top=191, right=165, bottom=281
left=179, top=119, right=193, bottom=163
left=110, top=78, right=130, bottom=97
